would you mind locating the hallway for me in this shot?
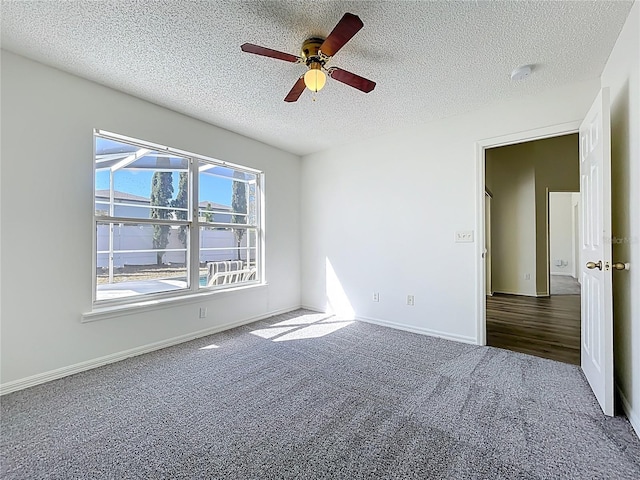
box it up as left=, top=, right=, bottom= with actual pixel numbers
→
left=486, top=293, right=581, bottom=365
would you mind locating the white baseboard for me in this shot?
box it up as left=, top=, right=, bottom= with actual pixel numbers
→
left=617, top=383, right=640, bottom=439
left=493, top=290, right=553, bottom=298
left=356, top=315, right=478, bottom=345
left=302, top=305, right=477, bottom=345
left=0, top=305, right=300, bottom=396
left=492, top=290, right=539, bottom=297
left=300, top=303, right=325, bottom=313
left=550, top=272, right=574, bottom=277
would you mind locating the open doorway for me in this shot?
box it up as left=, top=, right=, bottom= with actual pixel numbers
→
left=483, top=134, right=581, bottom=365
left=549, top=191, right=581, bottom=295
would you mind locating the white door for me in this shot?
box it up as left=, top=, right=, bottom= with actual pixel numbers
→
left=580, top=88, right=614, bottom=416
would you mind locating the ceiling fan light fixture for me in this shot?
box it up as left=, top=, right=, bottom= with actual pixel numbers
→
left=304, top=68, right=326, bottom=92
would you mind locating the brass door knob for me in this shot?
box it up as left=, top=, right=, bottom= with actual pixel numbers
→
left=586, top=261, right=602, bottom=270
left=613, top=262, right=630, bottom=271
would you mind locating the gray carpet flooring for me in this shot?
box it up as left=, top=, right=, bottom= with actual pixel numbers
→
left=2, top=309, right=639, bottom=479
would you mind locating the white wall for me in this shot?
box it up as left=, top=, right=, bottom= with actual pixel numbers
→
left=0, top=51, right=301, bottom=387
left=549, top=192, right=576, bottom=276
left=601, top=0, right=640, bottom=437
left=301, top=78, right=600, bottom=343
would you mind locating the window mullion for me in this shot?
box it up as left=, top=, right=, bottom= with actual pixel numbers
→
left=258, top=173, right=265, bottom=283
left=109, top=169, right=115, bottom=283
left=98, top=217, right=188, bottom=226
left=199, top=222, right=256, bottom=229
left=189, top=158, right=200, bottom=292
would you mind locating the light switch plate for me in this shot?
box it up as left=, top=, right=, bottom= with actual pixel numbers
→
left=455, top=231, right=474, bottom=243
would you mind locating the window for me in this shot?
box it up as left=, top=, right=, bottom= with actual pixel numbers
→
left=94, top=131, right=262, bottom=304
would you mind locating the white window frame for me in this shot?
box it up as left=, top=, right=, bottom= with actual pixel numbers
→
left=92, top=129, right=264, bottom=309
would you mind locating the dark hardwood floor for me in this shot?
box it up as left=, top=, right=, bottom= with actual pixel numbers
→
left=486, top=293, right=581, bottom=365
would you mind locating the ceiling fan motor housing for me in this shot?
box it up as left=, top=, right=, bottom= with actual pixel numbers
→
left=302, top=37, right=327, bottom=68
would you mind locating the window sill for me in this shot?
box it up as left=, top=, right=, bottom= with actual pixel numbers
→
left=82, top=282, right=268, bottom=323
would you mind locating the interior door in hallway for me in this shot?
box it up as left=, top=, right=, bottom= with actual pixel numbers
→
left=580, top=88, right=614, bottom=416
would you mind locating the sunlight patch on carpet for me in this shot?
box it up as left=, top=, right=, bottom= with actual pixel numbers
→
left=250, top=326, right=299, bottom=339
left=271, top=313, right=333, bottom=327
left=273, top=321, right=354, bottom=342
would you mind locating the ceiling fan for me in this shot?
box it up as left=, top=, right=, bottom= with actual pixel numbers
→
left=241, top=13, right=376, bottom=102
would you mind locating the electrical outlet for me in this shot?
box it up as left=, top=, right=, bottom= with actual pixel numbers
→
left=455, top=231, right=474, bottom=243
left=524, top=273, right=531, bottom=280
left=407, top=295, right=415, bottom=306
left=199, top=307, right=208, bottom=318
left=372, top=292, right=380, bottom=302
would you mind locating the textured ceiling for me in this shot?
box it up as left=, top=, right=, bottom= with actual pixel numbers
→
left=1, top=1, right=633, bottom=156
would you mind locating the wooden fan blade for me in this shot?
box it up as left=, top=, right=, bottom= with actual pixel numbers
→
left=327, top=67, right=376, bottom=93
left=319, top=13, right=363, bottom=57
left=241, top=43, right=301, bottom=63
left=284, top=76, right=306, bottom=102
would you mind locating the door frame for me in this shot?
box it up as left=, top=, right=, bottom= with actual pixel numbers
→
left=485, top=190, right=493, bottom=296
left=474, top=121, right=581, bottom=345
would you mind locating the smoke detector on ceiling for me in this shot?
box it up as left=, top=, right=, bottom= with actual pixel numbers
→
left=511, top=64, right=533, bottom=81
